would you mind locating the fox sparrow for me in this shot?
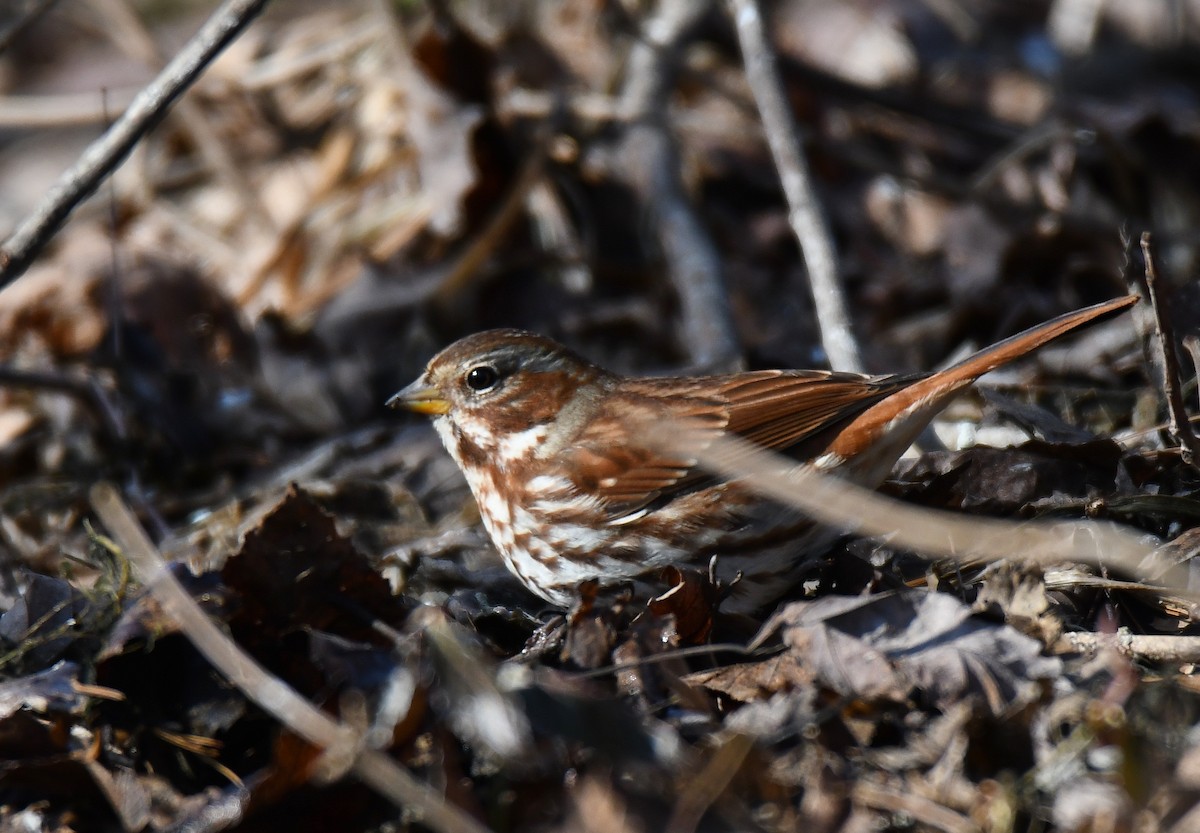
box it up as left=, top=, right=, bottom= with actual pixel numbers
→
left=390, top=295, right=1136, bottom=613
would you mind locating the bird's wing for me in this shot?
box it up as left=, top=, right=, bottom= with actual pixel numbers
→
left=556, top=392, right=727, bottom=516
left=557, top=370, right=910, bottom=521
left=716, top=370, right=912, bottom=453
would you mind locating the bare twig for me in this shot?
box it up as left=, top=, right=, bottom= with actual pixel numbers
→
left=667, top=733, right=754, bottom=833
left=1140, top=232, right=1200, bottom=467
left=0, top=90, right=141, bottom=129
left=89, top=483, right=491, bottom=833
left=727, top=0, right=863, bottom=373
left=657, top=427, right=1160, bottom=583
left=615, top=0, right=740, bottom=371
left=0, top=0, right=271, bottom=288
left=853, top=782, right=978, bottom=833
left=1058, top=632, right=1200, bottom=664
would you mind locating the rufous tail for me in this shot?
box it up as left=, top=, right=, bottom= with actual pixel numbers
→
left=828, top=294, right=1138, bottom=462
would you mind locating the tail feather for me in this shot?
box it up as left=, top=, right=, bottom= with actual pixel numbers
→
left=828, top=294, right=1138, bottom=467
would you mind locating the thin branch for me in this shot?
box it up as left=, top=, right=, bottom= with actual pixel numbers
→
left=615, top=0, right=741, bottom=372
left=89, top=483, right=491, bottom=833
left=1058, top=632, right=1200, bottom=664
left=0, top=90, right=141, bottom=129
left=667, top=734, right=754, bottom=833
left=0, top=0, right=271, bottom=288
left=727, top=0, right=863, bottom=373
left=853, top=782, right=978, bottom=833
left=651, top=426, right=1160, bottom=584
left=1141, top=232, right=1200, bottom=467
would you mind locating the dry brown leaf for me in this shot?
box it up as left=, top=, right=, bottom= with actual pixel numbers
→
left=754, top=591, right=1061, bottom=714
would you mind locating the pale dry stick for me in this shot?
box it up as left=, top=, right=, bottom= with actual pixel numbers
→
left=1141, top=233, right=1200, bottom=467
left=88, top=483, right=491, bottom=833
left=663, top=428, right=1161, bottom=582
left=616, top=0, right=741, bottom=372
left=1043, top=567, right=1198, bottom=606
left=852, top=781, right=979, bottom=833
left=728, top=0, right=863, bottom=374
left=1058, top=633, right=1200, bottom=664
left=666, top=733, right=755, bottom=833
left=1115, top=419, right=1200, bottom=449
left=0, top=0, right=270, bottom=287
left=0, top=90, right=140, bottom=129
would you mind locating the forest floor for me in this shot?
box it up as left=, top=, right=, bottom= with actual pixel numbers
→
left=0, top=1, right=1199, bottom=831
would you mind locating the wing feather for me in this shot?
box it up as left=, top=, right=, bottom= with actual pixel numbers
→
left=718, top=371, right=913, bottom=451
left=555, top=370, right=914, bottom=522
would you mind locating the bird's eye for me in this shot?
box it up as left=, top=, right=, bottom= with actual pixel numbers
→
left=465, top=365, right=500, bottom=392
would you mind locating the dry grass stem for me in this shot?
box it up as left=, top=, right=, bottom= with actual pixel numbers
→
left=88, top=482, right=491, bottom=833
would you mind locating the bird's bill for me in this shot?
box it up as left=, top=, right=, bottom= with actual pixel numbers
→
left=387, top=381, right=451, bottom=415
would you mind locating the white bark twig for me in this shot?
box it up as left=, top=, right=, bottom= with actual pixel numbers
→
left=0, top=0, right=270, bottom=287
left=1059, top=632, right=1200, bottom=664
left=728, top=0, right=863, bottom=373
